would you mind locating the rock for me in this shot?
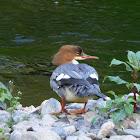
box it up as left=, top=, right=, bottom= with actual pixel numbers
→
left=63, top=125, right=77, bottom=134
left=65, top=103, right=84, bottom=111
left=75, top=130, right=86, bottom=136
left=78, top=134, right=92, bottom=140
left=51, top=127, right=67, bottom=138
left=53, top=117, right=69, bottom=127
left=109, top=135, right=138, bottom=140
left=10, top=130, right=22, bottom=140
left=13, top=110, right=29, bottom=123
left=117, top=129, right=140, bottom=138
left=89, top=129, right=99, bottom=135
left=23, top=105, right=36, bottom=113
left=86, top=133, right=97, bottom=139
left=0, top=122, right=11, bottom=133
left=21, top=130, right=61, bottom=140
left=41, top=114, right=58, bottom=127
left=41, top=98, right=61, bottom=115
left=108, top=130, right=117, bottom=137
left=0, top=110, right=10, bottom=122
left=12, top=120, right=40, bottom=131
left=66, top=136, right=78, bottom=140
left=97, top=121, right=115, bottom=139
left=83, top=111, right=95, bottom=122
left=75, top=119, right=91, bottom=132
left=15, top=104, right=23, bottom=110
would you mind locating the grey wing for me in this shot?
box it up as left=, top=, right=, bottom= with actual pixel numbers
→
left=50, top=63, right=106, bottom=99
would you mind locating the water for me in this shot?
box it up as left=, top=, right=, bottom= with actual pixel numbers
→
left=0, top=0, right=140, bottom=106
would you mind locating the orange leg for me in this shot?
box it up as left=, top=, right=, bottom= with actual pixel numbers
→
left=49, top=97, right=66, bottom=114
left=50, top=98, right=87, bottom=114
left=65, top=102, right=87, bottom=114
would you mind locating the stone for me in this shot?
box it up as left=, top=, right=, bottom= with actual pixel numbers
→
left=15, top=104, right=23, bottom=110
left=108, top=130, right=117, bottom=137
left=13, top=110, right=29, bottom=123
left=41, top=114, right=58, bottom=127
left=89, top=129, right=99, bottom=135
left=10, top=130, right=22, bottom=140
left=63, top=125, right=77, bottom=134
left=53, top=117, right=69, bottom=127
left=51, top=127, right=67, bottom=138
left=109, top=135, right=138, bottom=140
left=97, top=121, right=115, bottom=139
left=78, top=134, right=92, bottom=140
left=75, top=119, right=91, bottom=132
left=66, top=136, right=78, bottom=140
left=0, top=122, right=11, bottom=133
left=41, top=98, right=61, bottom=115
left=0, top=110, right=10, bottom=123
left=86, top=133, right=97, bottom=139
left=83, top=111, right=95, bottom=122
left=23, top=105, right=36, bottom=113
left=117, top=129, right=140, bottom=138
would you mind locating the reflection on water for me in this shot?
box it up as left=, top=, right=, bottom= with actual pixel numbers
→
left=0, top=0, right=139, bottom=106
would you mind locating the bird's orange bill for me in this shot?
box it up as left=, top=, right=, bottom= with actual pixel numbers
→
left=82, top=53, right=99, bottom=59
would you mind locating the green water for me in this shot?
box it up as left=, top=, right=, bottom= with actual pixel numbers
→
left=0, top=0, right=140, bottom=106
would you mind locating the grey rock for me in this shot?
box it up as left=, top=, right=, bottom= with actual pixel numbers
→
left=89, top=129, right=100, bottom=135
left=83, top=111, right=95, bottom=122
left=0, top=122, right=11, bottom=133
left=15, top=104, right=23, bottom=110
left=41, top=98, right=61, bottom=115
left=41, top=114, right=58, bottom=127
left=53, top=117, right=70, bottom=127
left=63, top=125, right=77, bottom=134
left=109, top=135, right=138, bottom=140
left=10, top=130, right=22, bottom=140
left=75, top=119, right=91, bottom=132
left=13, top=110, right=29, bottom=123
left=66, top=136, right=78, bottom=140
left=86, top=133, right=97, bottom=139
left=75, top=131, right=86, bottom=136
left=97, top=121, right=115, bottom=139
left=51, top=127, right=67, bottom=138
left=0, top=110, right=10, bottom=123
left=23, top=105, right=36, bottom=113
left=117, top=129, right=140, bottom=138
left=78, top=134, right=92, bottom=140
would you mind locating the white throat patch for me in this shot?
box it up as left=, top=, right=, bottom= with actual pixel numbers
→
left=72, top=60, right=79, bottom=64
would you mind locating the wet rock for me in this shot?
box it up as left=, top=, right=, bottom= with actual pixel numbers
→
left=66, top=136, right=78, bottom=140
left=41, top=98, right=61, bottom=115
left=13, top=110, right=29, bottom=123
left=0, top=110, right=10, bottom=123
left=41, top=114, right=58, bottom=127
left=117, top=129, right=140, bottom=138
left=75, top=119, right=91, bottom=132
left=63, top=125, right=76, bottom=134
left=97, top=121, right=115, bottom=139
left=51, top=127, right=67, bottom=139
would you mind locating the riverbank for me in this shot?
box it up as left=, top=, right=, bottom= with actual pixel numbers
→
left=0, top=98, right=140, bottom=140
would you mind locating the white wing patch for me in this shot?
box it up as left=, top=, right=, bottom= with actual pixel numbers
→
left=90, top=73, right=98, bottom=80
left=56, top=73, right=70, bottom=81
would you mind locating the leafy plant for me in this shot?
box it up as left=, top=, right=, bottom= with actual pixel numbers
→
left=103, top=51, right=140, bottom=113
left=94, top=91, right=136, bottom=125
left=0, top=81, right=22, bottom=128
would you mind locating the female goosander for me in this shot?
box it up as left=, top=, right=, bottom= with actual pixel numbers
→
left=50, top=45, right=110, bottom=114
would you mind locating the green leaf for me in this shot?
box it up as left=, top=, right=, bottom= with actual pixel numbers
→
left=98, top=105, right=108, bottom=112
left=136, top=51, right=140, bottom=67
left=111, top=108, right=127, bottom=124
left=107, top=76, right=128, bottom=85
left=0, top=82, right=11, bottom=96
left=127, top=51, right=137, bottom=66
left=114, top=98, right=126, bottom=104
left=110, top=58, right=132, bottom=71
left=0, top=101, right=7, bottom=110
left=103, top=75, right=108, bottom=83
left=128, top=98, right=136, bottom=103
left=127, top=61, right=139, bottom=70
left=124, top=104, right=133, bottom=115
left=133, top=83, right=140, bottom=92
left=106, top=100, right=113, bottom=109
left=91, top=115, right=100, bottom=125
left=106, top=91, right=117, bottom=98
left=138, top=95, right=140, bottom=101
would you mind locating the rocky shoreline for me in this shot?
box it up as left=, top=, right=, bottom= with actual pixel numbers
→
left=0, top=98, right=140, bottom=140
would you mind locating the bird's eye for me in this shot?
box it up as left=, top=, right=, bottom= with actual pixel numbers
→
left=76, top=52, right=80, bottom=55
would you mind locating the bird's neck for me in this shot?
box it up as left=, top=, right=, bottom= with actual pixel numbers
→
left=72, top=60, right=79, bottom=64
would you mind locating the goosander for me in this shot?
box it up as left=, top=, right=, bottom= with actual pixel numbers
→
left=50, top=45, right=110, bottom=114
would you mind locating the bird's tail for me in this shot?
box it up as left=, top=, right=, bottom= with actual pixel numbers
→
left=98, top=92, right=111, bottom=101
